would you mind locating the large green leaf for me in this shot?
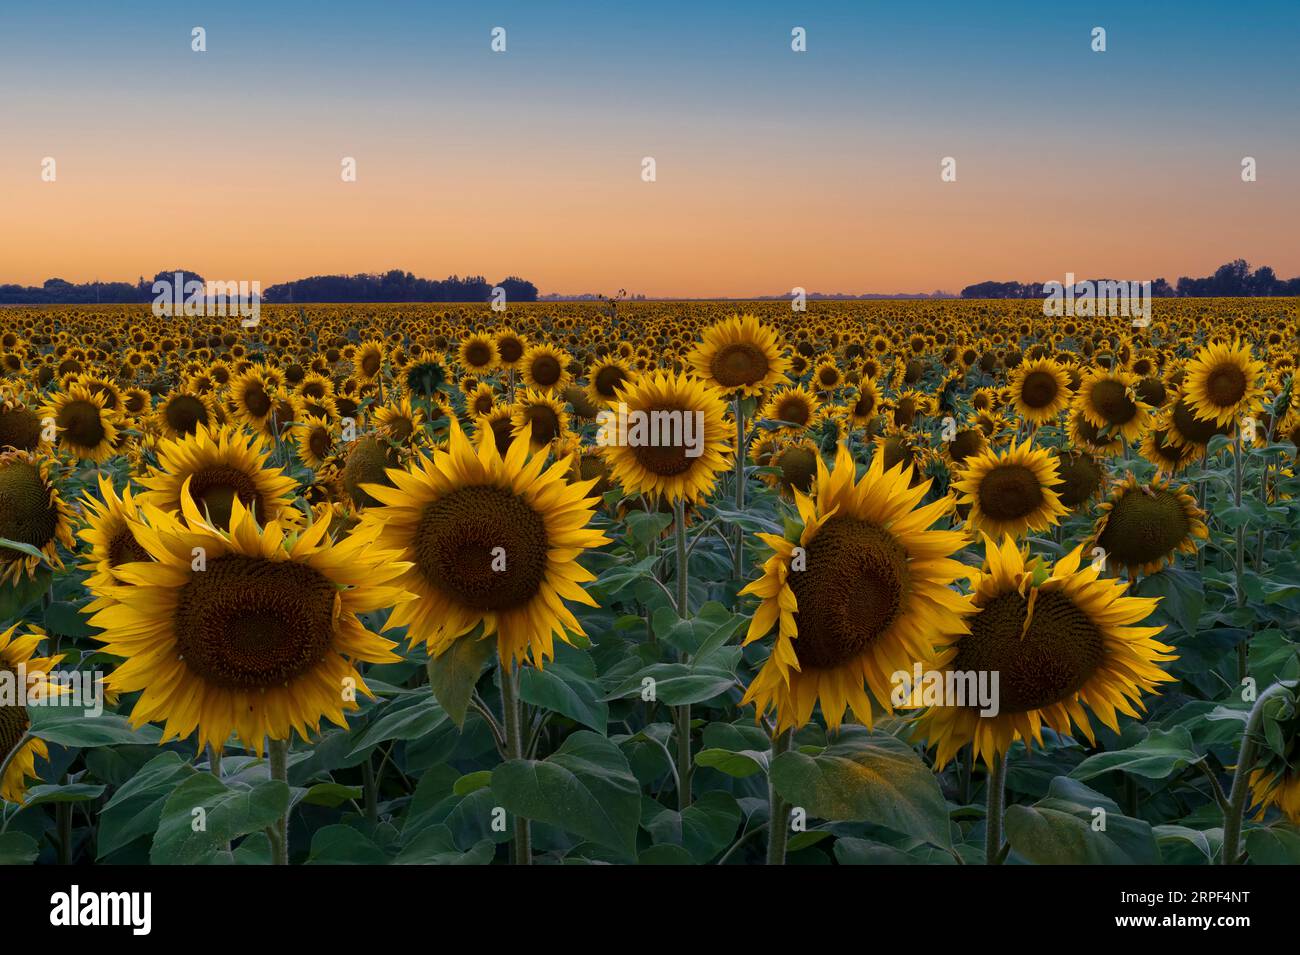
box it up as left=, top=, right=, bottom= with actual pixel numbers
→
left=641, top=790, right=741, bottom=863
left=1003, top=777, right=1158, bottom=864
left=603, top=662, right=736, bottom=706
left=1069, top=727, right=1201, bottom=781
left=346, top=695, right=447, bottom=757
left=150, top=774, right=290, bottom=865
left=769, top=728, right=951, bottom=848
left=491, top=730, right=640, bottom=855
left=306, top=825, right=387, bottom=864
left=98, top=751, right=198, bottom=858
left=28, top=706, right=163, bottom=747
left=1244, top=825, right=1300, bottom=864
left=427, top=632, right=494, bottom=728
left=518, top=651, right=608, bottom=733
left=0, top=832, right=39, bottom=864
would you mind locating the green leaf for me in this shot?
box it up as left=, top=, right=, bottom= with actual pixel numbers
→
left=1069, top=727, right=1201, bottom=781
left=769, top=729, right=951, bottom=848
left=307, top=824, right=387, bottom=864
left=150, top=775, right=290, bottom=865
left=20, top=782, right=105, bottom=808
left=1140, top=567, right=1204, bottom=637
left=642, top=790, right=742, bottom=863
left=0, top=537, right=48, bottom=562
left=43, top=600, right=96, bottom=639
left=426, top=632, right=494, bottom=729
left=1154, top=824, right=1220, bottom=864
left=491, top=730, right=641, bottom=855
left=299, top=782, right=363, bottom=809
left=518, top=654, right=609, bottom=733
left=695, top=747, right=767, bottom=778
left=1244, top=825, right=1300, bottom=864
left=638, top=843, right=696, bottom=864
left=394, top=826, right=494, bottom=865
left=0, top=568, right=52, bottom=624
left=28, top=706, right=163, bottom=747
left=1003, top=777, right=1158, bottom=864
left=0, top=832, right=39, bottom=864
left=346, top=696, right=447, bottom=757
left=452, top=770, right=493, bottom=796
left=603, top=662, right=736, bottom=706
left=98, top=751, right=197, bottom=858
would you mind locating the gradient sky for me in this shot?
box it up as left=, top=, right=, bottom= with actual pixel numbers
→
left=2, top=1, right=1297, bottom=296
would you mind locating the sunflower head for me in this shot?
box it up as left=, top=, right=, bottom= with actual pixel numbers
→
left=1086, top=473, right=1207, bottom=577
left=356, top=419, right=609, bottom=667
left=916, top=535, right=1175, bottom=768
left=0, top=623, right=64, bottom=803
left=740, top=441, right=973, bottom=733
left=952, top=438, right=1068, bottom=539
left=44, top=384, right=120, bottom=463
left=686, top=313, right=789, bottom=397
left=1183, top=339, right=1266, bottom=428
left=89, top=495, right=411, bottom=753
left=0, top=449, right=75, bottom=584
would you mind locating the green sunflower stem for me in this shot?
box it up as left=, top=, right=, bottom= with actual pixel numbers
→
left=985, top=754, right=1008, bottom=865
left=733, top=397, right=746, bottom=581
left=1220, top=681, right=1288, bottom=865
left=766, top=728, right=793, bottom=865
left=269, top=738, right=290, bottom=865
left=1232, top=430, right=1248, bottom=683
left=673, top=497, right=693, bottom=810
left=500, top=661, right=532, bottom=865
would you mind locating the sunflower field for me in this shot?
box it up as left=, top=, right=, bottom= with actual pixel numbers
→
left=1, top=299, right=1299, bottom=867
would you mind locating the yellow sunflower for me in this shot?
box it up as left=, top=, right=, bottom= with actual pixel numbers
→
left=760, top=384, right=823, bottom=433
left=1086, top=473, right=1207, bottom=576
left=1182, top=339, right=1267, bottom=428
left=356, top=419, right=609, bottom=667
left=601, top=371, right=732, bottom=503
left=952, top=438, right=1068, bottom=539
left=740, top=442, right=973, bottom=732
left=43, top=384, right=120, bottom=463
left=510, top=389, right=570, bottom=451
left=79, top=473, right=151, bottom=593
left=519, top=343, right=571, bottom=393
left=88, top=496, right=411, bottom=754
left=585, top=358, right=635, bottom=409
left=354, top=340, right=386, bottom=381
left=915, top=535, right=1176, bottom=768
left=1009, top=358, right=1071, bottom=426
left=1074, top=368, right=1152, bottom=443
left=294, top=415, right=336, bottom=470
left=686, top=313, right=789, bottom=397
left=0, top=450, right=76, bottom=585
left=155, top=388, right=220, bottom=440
left=139, top=424, right=300, bottom=528
left=1, top=624, right=65, bottom=803
left=458, top=334, right=499, bottom=375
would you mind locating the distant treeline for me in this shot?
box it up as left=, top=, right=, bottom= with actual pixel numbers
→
left=961, top=260, right=1300, bottom=299
left=0, top=269, right=539, bottom=305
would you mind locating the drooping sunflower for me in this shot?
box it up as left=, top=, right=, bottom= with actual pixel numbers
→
left=511, top=388, right=570, bottom=451
left=1009, top=357, right=1071, bottom=426
left=686, top=313, right=789, bottom=397
left=138, top=425, right=300, bottom=528
left=155, top=388, right=220, bottom=439
left=0, top=624, right=64, bottom=803
left=602, top=371, right=732, bottom=503
left=355, top=419, right=609, bottom=666
left=1074, top=368, right=1152, bottom=443
left=585, top=358, right=634, bottom=409
left=952, top=438, right=1068, bottom=539
left=79, top=473, right=151, bottom=593
left=0, top=450, right=76, bottom=585
left=1050, top=449, right=1106, bottom=510
left=915, top=535, right=1176, bottom=768
left=740, top=442, right=973, bottom=732
left=760, top=384, right=823, bottom=434
left=1086, top=473, right=1207, bottom=576
left=1182, top=339, right=1267, bottom=428
left=294, top=415, right=336, bottom=470
left=88, top=497, right=411, bottom=753
left=757, top=437, right=821, bottom=500
left=43, top=384, right=120, bottom=463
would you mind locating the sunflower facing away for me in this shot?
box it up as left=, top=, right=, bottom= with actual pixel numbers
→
left=952, top=438, right=1068, bottom=539
left=139, top=424, right=300, bottom=529
left=602, top=371, right=732, bottom=503
left=0, top=449, right=76, bottom=585
left=356, top=419, right=609, bottom=667
left=915, top=535, right=1176, bottom=768
left=686, top=313, right=789, bottom=397
left=0, top=624, right=65, bottom=803
left=1086, top=472, right=1208, bottom=576
left=740, top=442, right=974, bottom=732
left=88, top=496, right=411, bottom=754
